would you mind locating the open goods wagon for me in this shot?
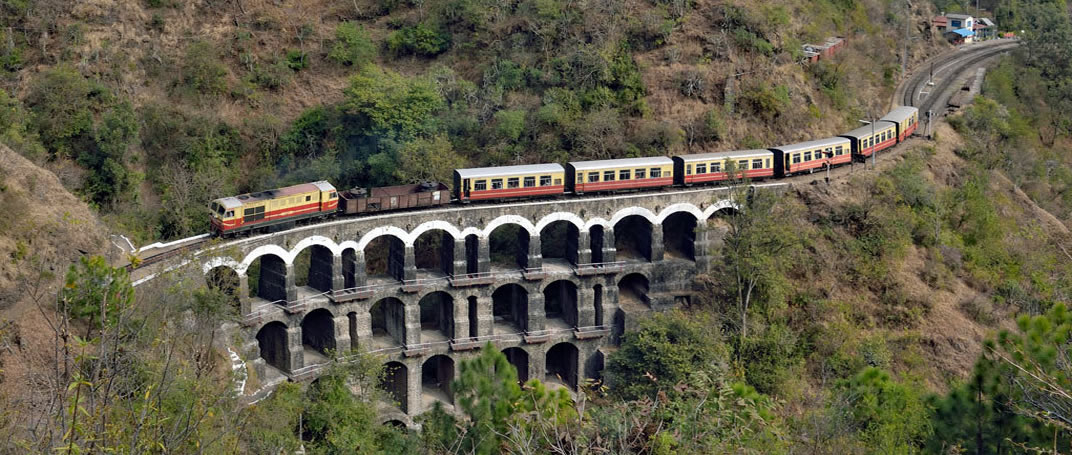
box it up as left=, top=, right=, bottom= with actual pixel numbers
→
left=338, top=182, right=450, bottom=215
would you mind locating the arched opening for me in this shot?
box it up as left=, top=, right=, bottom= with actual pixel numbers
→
left=414, top=229, right=454, bottom=277
left=384, top=420, right=407, bottom=429
left=614, top=215, right=653, bottom=262
left=370, top=297, right=406, bottom=349
left=543, top=280, right=578, bottom=329
left=342, top=248, right=358, bottom=290
left=467, top=296, right=479, bottom=338
left=419, top=291, right=454, bottom=342
left=488, top=224, right=530, bottom=270
left=540, top=221, right=580, bottom=265
left=593, top=284, right=604, bottom=327
left=618, top=273, right=651, bottom=310
left=365, top=234, right=406, bottom=282
left=613, top=308, right=626, bottom=345
left=545, top=342, right=579, bottom=390
left=206, top=266, right=240, bottom=311
left=380, top=361, right=409, bottom=413
left=586, top=350, right=605, bottom=387
left=295, top=244, right=335, bottom=293
left=464, top=234, right=480, bottom=275
left=256, top=321, right=289, bottom=372
left=501, top=347, right=530, bottom=384
left=492, top=284, right=528, bottom=334
left=422, top=355, right=455, bottom=407
left=589, top=225, right=605, bottom=264
left=347, top=311, right=359, bottom=350
left=301, top=309, right=335, bottom=363
left=247, top=253, right=289, bottom=304
left=662, top=212, right=698, bottom=261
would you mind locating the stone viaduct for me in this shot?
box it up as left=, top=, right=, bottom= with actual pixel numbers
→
left=144, top=184, right=785, bottom=426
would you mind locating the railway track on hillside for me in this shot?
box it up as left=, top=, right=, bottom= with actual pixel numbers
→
left=902, top=41, right=1019, bottom=114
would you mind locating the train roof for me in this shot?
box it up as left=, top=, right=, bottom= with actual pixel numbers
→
left=839, top=121, right=897, bottom=140
left=454, top=163, right=564, bottom=179
left=674, top=149, right=772, bottom=163
left=770, top=136, right=850, bottom=154
left=215, top=181, right=336, bottom=208
left=567, top=156, right=674, bottom=171
left=880, top=106, right=919, bottom=123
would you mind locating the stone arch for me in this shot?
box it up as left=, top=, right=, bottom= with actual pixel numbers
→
left=418, top=291, right=454, bottom=341
left=545, top=342, right=579, bottom=390
left=341, top=248, right=358, bottom=289
left=588, top=224, right=607, bottom=264
left=463, top=233, right=480, bottom=275
left=614, top=215, right=654, bottom=262
left=488, top=223, right=530, bottom=270
left=202, top=257, right=241, bottom=276
left=364, top=233, right=407, bottom=282
left=301, top=308, right=335, bottom=359
left=585, top=349, right=606, bottom=386
left=655, top=203, right=705, bottom=224
left=492, top=283, right=528, bottom=334
left=422, top=355, right=455, bottom=406
left=289, top=235, right=341, bottom=259
left=543, top=280, right=579, bottom=328
left=466, top=296, right=479, bottom=338
left=256, top=321, right=289, bottom=372
left=702, top=199, right=740, bottom=219
left=381, top=361, right=409, bottom=413
left=240, top=244, right=293, bottom=272
left=662, top=211, right=698, bottom=261
left=357, top=226, right=412, bottom=251
left=409, top=220, right=463, bottom=246
left=205, top=265, right=240, bottom=310
left=482, top=215, right=537, bottom=238
left=370, top=297, right=406, bottom=348
left=534, top=212, right=585, bottom=234
left=246, top=252, right=288, bottom=304
left=413, top=228, right=455, bottom=276
left=293, top=243, right=335, bottom=292
left=608, top=207, right=658, bottom=227
left=618, top=273, right=651, bottom=310
left=501, top=347, right=530, bottom=384
left=540, top=220, right=580, bottom=265
left=593, top=284, right=604, bottom=327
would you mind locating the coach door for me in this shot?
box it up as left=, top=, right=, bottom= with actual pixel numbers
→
left=463, top=179, right=471, bottom=199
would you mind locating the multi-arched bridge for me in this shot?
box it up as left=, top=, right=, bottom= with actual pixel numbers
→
left=136, top=183, right=786, bottom=425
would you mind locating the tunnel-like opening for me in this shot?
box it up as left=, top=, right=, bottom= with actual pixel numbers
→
left=545, top=342, right=579, bottom=390
left=489, top=224, right=530, bottom=270
left=419, top=291, right=454, bottom=341
left=370, top=297, right=407, bottom=348
left=365, top=235, right=406, bottom=282
left=492, top=284, right=528, bottom=334
left=342, top=248, right=358, bottom=290
left=593, top=284, right=604, bottom=327
left=613, top=308, right=626, bottom=345
left=206, top=266, right=240, bottom=311
left=618, top=273, right=651, bottom=310
left=464, top=234, right=479, bottom=275
left=467, top=296, right=479, bottom=338
left=347, top=311, right=359, bottom=350
left=297, top=244, right=335, bottom=292
left=586, top=349, right=605, bottom=386
left=589, top=225, right=605, bottom=264
left=501, top=347, right=530, bottom=384
left=381, top=361, right=409, bottom=413
left=256, top=321, right=289, bottom=372
left=614, top=215, right=653, bottom=262
left=384, top=420, right=406, bottom=429
left=414, top=230, right=454, bottom=276
left=543, top=280, right=578, bottom=328
left=301, top=308, right=336, bottom=361
left=540, top=221, right=579, bottom=265
left=422, top=355, right=455, bottom=406
left=248, top=254, right=288, bottom=304
left=662, top=212, right=698, bottom=261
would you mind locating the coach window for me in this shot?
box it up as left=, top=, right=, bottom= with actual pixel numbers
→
left=752, top=159, right=763, bottom=169
left=524, top=176, right=536, bottom=187
left=793, top=154, right=801, bottom=164
left=491, top=179, right=503, bottom=190
left=635, top=168, right=646, bottom=179
left=765, top=159, right=771, bottom=168
left=619, top=169, right=630, bottom=180
left=836, top=146, right=844, bottom=155
left=540, top=175, right=552, bottom=186
left=588, top=172, right=600, bottom=183
left=712, top=162, right=721, bottom=172
left=650, top=168, right=662, bottom=178
left=696, top=163, right=707, bottom=174
left=738, top=160, right=748, bottom=170
left=803, top=152, right=812, bottom=161
left=507, top=178, right=520, bottom=189
left=685, top=164, right=692, bottom=175
left=475, top=180, right=487, bottom=191
left=603, top=171, right=615, bottom=181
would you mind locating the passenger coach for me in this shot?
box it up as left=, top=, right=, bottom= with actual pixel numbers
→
left=453, top=164, right=565, bottom=202
left=673, top=149, right=774, bottom=185
left=839, top=121, right=898, bottom=159
left=566, top=157, right=674, bottom=194
left=771, top=137, right=851, bottom=177
left=880, top=106, right=920, bottom=141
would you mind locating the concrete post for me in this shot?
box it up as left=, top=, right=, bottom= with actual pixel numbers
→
left=333, top=315, right=351, bottom=354
left=527, top=234, right=542, bottom=270
left=602, top=229, right=616, bottom=263
left=403, top=245, right=417, bottom=281
left=286, top=326, right=304, bottom=372
left=576, top=230, right=592, bottom=265
left=650, top=226, right=664, bottom=262
left=527, top=291, right=546, bottom=332
left=238, top=273, right=252, bottom=316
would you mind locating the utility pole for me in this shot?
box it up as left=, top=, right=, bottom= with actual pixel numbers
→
left=902, top=0, right=910, bottom=77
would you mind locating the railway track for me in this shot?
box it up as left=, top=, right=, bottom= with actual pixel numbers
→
left=129, top=41, right=1022, bottom=275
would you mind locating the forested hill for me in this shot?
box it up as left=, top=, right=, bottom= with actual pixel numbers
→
left=1, top=0, right=946, bottom=242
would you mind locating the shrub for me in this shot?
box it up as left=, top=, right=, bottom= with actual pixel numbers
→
left=284, top=50, right=307, bottom=71
left=386, top=23, right=450, bottom=57
left=179, top=41, right=228, bottom=95
left=329, top=22, right=376, bottom=66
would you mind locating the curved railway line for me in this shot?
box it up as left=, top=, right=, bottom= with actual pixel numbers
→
left=129, top=40, right=1022, bottom=275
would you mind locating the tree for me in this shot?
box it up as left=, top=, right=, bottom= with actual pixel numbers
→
left=395, top=135, right=467, bottom=184
left=59, top=255, right=133, bottom=332
left=329, top=22, right=377, bottom=66
left=838, top=368, right=932, bottom=452
left=343, top=65, right=446, bottom=143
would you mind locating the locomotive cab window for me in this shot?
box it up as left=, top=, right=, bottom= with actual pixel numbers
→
left=507, top=178, right=520, bottom=189
left=329, top=192, right=337, bottom=198
left=225, top=210, right=233, bottom=218
left=524, top=176, right=536, bottom=187
left=306, top=195, right=311, bottom=202
left=604, top=171, right=615, bottom=181
left=650, top=168, right=662, bottom=178
left=588, top=172, right=600, bottom=183
left=619, top=170, right=630, bottom=180
left=540, top=175, right=552, bottom=186
left=491, top=179, right=503, bottom=190
left=475, top=180, right=487, bottom=191
left=635, top=169, right=646, bottom=179
left=696, top=164, right=707, bottom=174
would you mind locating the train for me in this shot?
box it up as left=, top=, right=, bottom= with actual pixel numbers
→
left=209, top=106, right=918, bottom=237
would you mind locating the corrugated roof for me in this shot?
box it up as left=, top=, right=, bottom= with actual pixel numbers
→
left=840, top=121, right=897, bottom=139
left=770, top=136, right=849, bottom=154
left=568, top=156, right=674, bottom=171
left=454, top=163, right=564, bottom=179
left=950, top=28, right=975, bottom=37
left=675, top=149, right=772, bottom=163
left=881, top=106, right=919, bottom=123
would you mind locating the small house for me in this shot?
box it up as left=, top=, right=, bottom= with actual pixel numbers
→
left=944, top=27, right=975, bottom=45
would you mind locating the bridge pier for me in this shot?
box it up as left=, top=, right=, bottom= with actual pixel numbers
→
left=238, top=274, right=252, bottom=316
left=577, top=286, right=594, bottom=327
left=477, top=239, right=491, bottom=274
left=333, top=315, right=351, bottom=355
left=452, top=239, right=467, bottom=276
left=601, top=229, right=616, bottom=263
left=286, top=326, right=304, bottom=372
left=577, top=231, right=592, bottom=265
left=330, top=254, right=344, bottom=292
left=402, top=245, right=417, bottom=282
left=527, top=292, right=546, bottom=333
left=527, top=235, right=542, bottom=270
left=650, top=227, right=664, bottom=262
left=308, top=248, right=335, bottom=293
